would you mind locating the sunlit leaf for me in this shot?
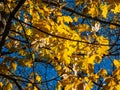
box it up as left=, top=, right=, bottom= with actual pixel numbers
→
left=73, top=16, right=78, bottom=22
left=108, top=79, right=116, bottom=87
left=111, top=4, right=120, bottom=14
left=26, top=29, right=33, bottom=36
left=11, top=62, right=17, bottom=71
left=36, top=75, right=41, bottom=82
left=114, top=84, right=120, bottom=90
left=56, top=82, right=62, bottom=90
left=0, top=82, right=3, bottom=87
left=63, top=16, right=73, bottom=23
left=34, top=86, right=38, bottom=90
left=77, top=24, right=90, bottom=33
left=75, top=0, right=83, bottom=6
left=85, top=81, right=93, bottom=90
left=97, top=69, right=107, bottom=77
left=113, top=59, right=120, bottom=67
left=6, top=83, right=12, bottom=90
left=110, top=25, right=116, bottom=29
left=100, top=4, right=109, bottom=18
left=64, top=84, right=72, bottom=90
left=112, top=68, right=120, bottom=79
left=88, top=3, right=99, bottom=17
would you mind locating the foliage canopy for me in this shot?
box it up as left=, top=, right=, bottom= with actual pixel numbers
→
left=0, top=0, right=120, bottom=90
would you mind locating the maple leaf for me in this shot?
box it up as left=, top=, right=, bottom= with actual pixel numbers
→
left=64, top=84, right=72, bottom=90
left=100, top=4, right=110, bottom=18
left=113, top=59, right=120, bottom=67
left=56, top=82, right=62, bottom=90
left=88, top=3, right=99, bottom=17
left=85, top=81, right=93, bottom=90
left=11, top=62, right=17, bottom=71
left=55, top=64, right=62, bottom=70
left=106, top=78, right=116, bottom=87
left=77, top=24, right=90, bottom=33
left=34, top=86, right=38, bottom=90
left=73, top=16, right=78, bottom=22
left=114, top=85, right=120, bottom=90
left=63, top=16, right=73, bottom=23
left=36, top=75, right=41, bottom=82
left=0, top=82, right=3, bottom=87
left=97, top=69, right=107, bottom=77
left=87, top=55, right=95, bottom=64
left=18, top=59, right=33, bottom=67
left=111, top=4, right=120, bottom=14
left=5, top=83, right=12, bottom=90
left=26, top=29, right=33, bottom=36
left=75, top=0, right=83, bottom=6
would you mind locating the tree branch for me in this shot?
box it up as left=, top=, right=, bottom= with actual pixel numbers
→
left=8, top=36, right=28, bottom=43
left=0, top=73, right=22, bottom=90
left=14, top=17, right=120, bottom=46
left=42, top=0, right=120, bottom=27
left=0, top=0, right=26, bottom=54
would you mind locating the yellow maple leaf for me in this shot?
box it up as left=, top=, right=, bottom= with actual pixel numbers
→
left=112, top=68, right=120, bottom=78
left=111, top=4, right=120, bottom=14
left=64, top=84, right=72, bottom=90
left=43, top=5, right=49, bottom=12
left=100, top=4, right=109, bottom=18
left=6, top=42, right=12, bottom=49
left=75, top=0, right=83, bottom=6
left=88, top=4, right=99, bottom=17
left=19, top=59, right=33, bottom=67
left=29, top=2, right=33, bottom=15
left=33, top=86, right=38, bottom=90
left=62, top=49, right=71, bottom=65
left=113, top=59, right=120, bottom=67
left=107, top=79, right=116, bottom=87
left=6, top=83, right=12, bottom=90
left=77, top=24, right=90, bottom=33
left=19, top=49, right=27, bottom=56
left=97, top=69, right=107, bottom=77
left=87, top=55, right=95, bottom=64
left=57, top=16, right=63, bottom=24
left=73, top=16, right=78, bottom=22
left=110, top=24, right=116, bottom=29
left=26, top=29, right=33, bottom=36
left=64, top=55, right=71, bottom=65
left=28, top=83, right=32, bottom=87
left=85, top=81, right=93, bottom=90
left=11, top=62, right=17, bottom=71
left=114, top=84, right=120, bottom=90
left=0, top=82, right=3, bottom=87
left=36, top=75, right=41, bottom=82
left=56, top=65, right=62, bottom=70
left=25, top=60, right=33, bottom=67
left=56, top=82, right=62, bottom=90
left=63, top=16, right=73, bottom=23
